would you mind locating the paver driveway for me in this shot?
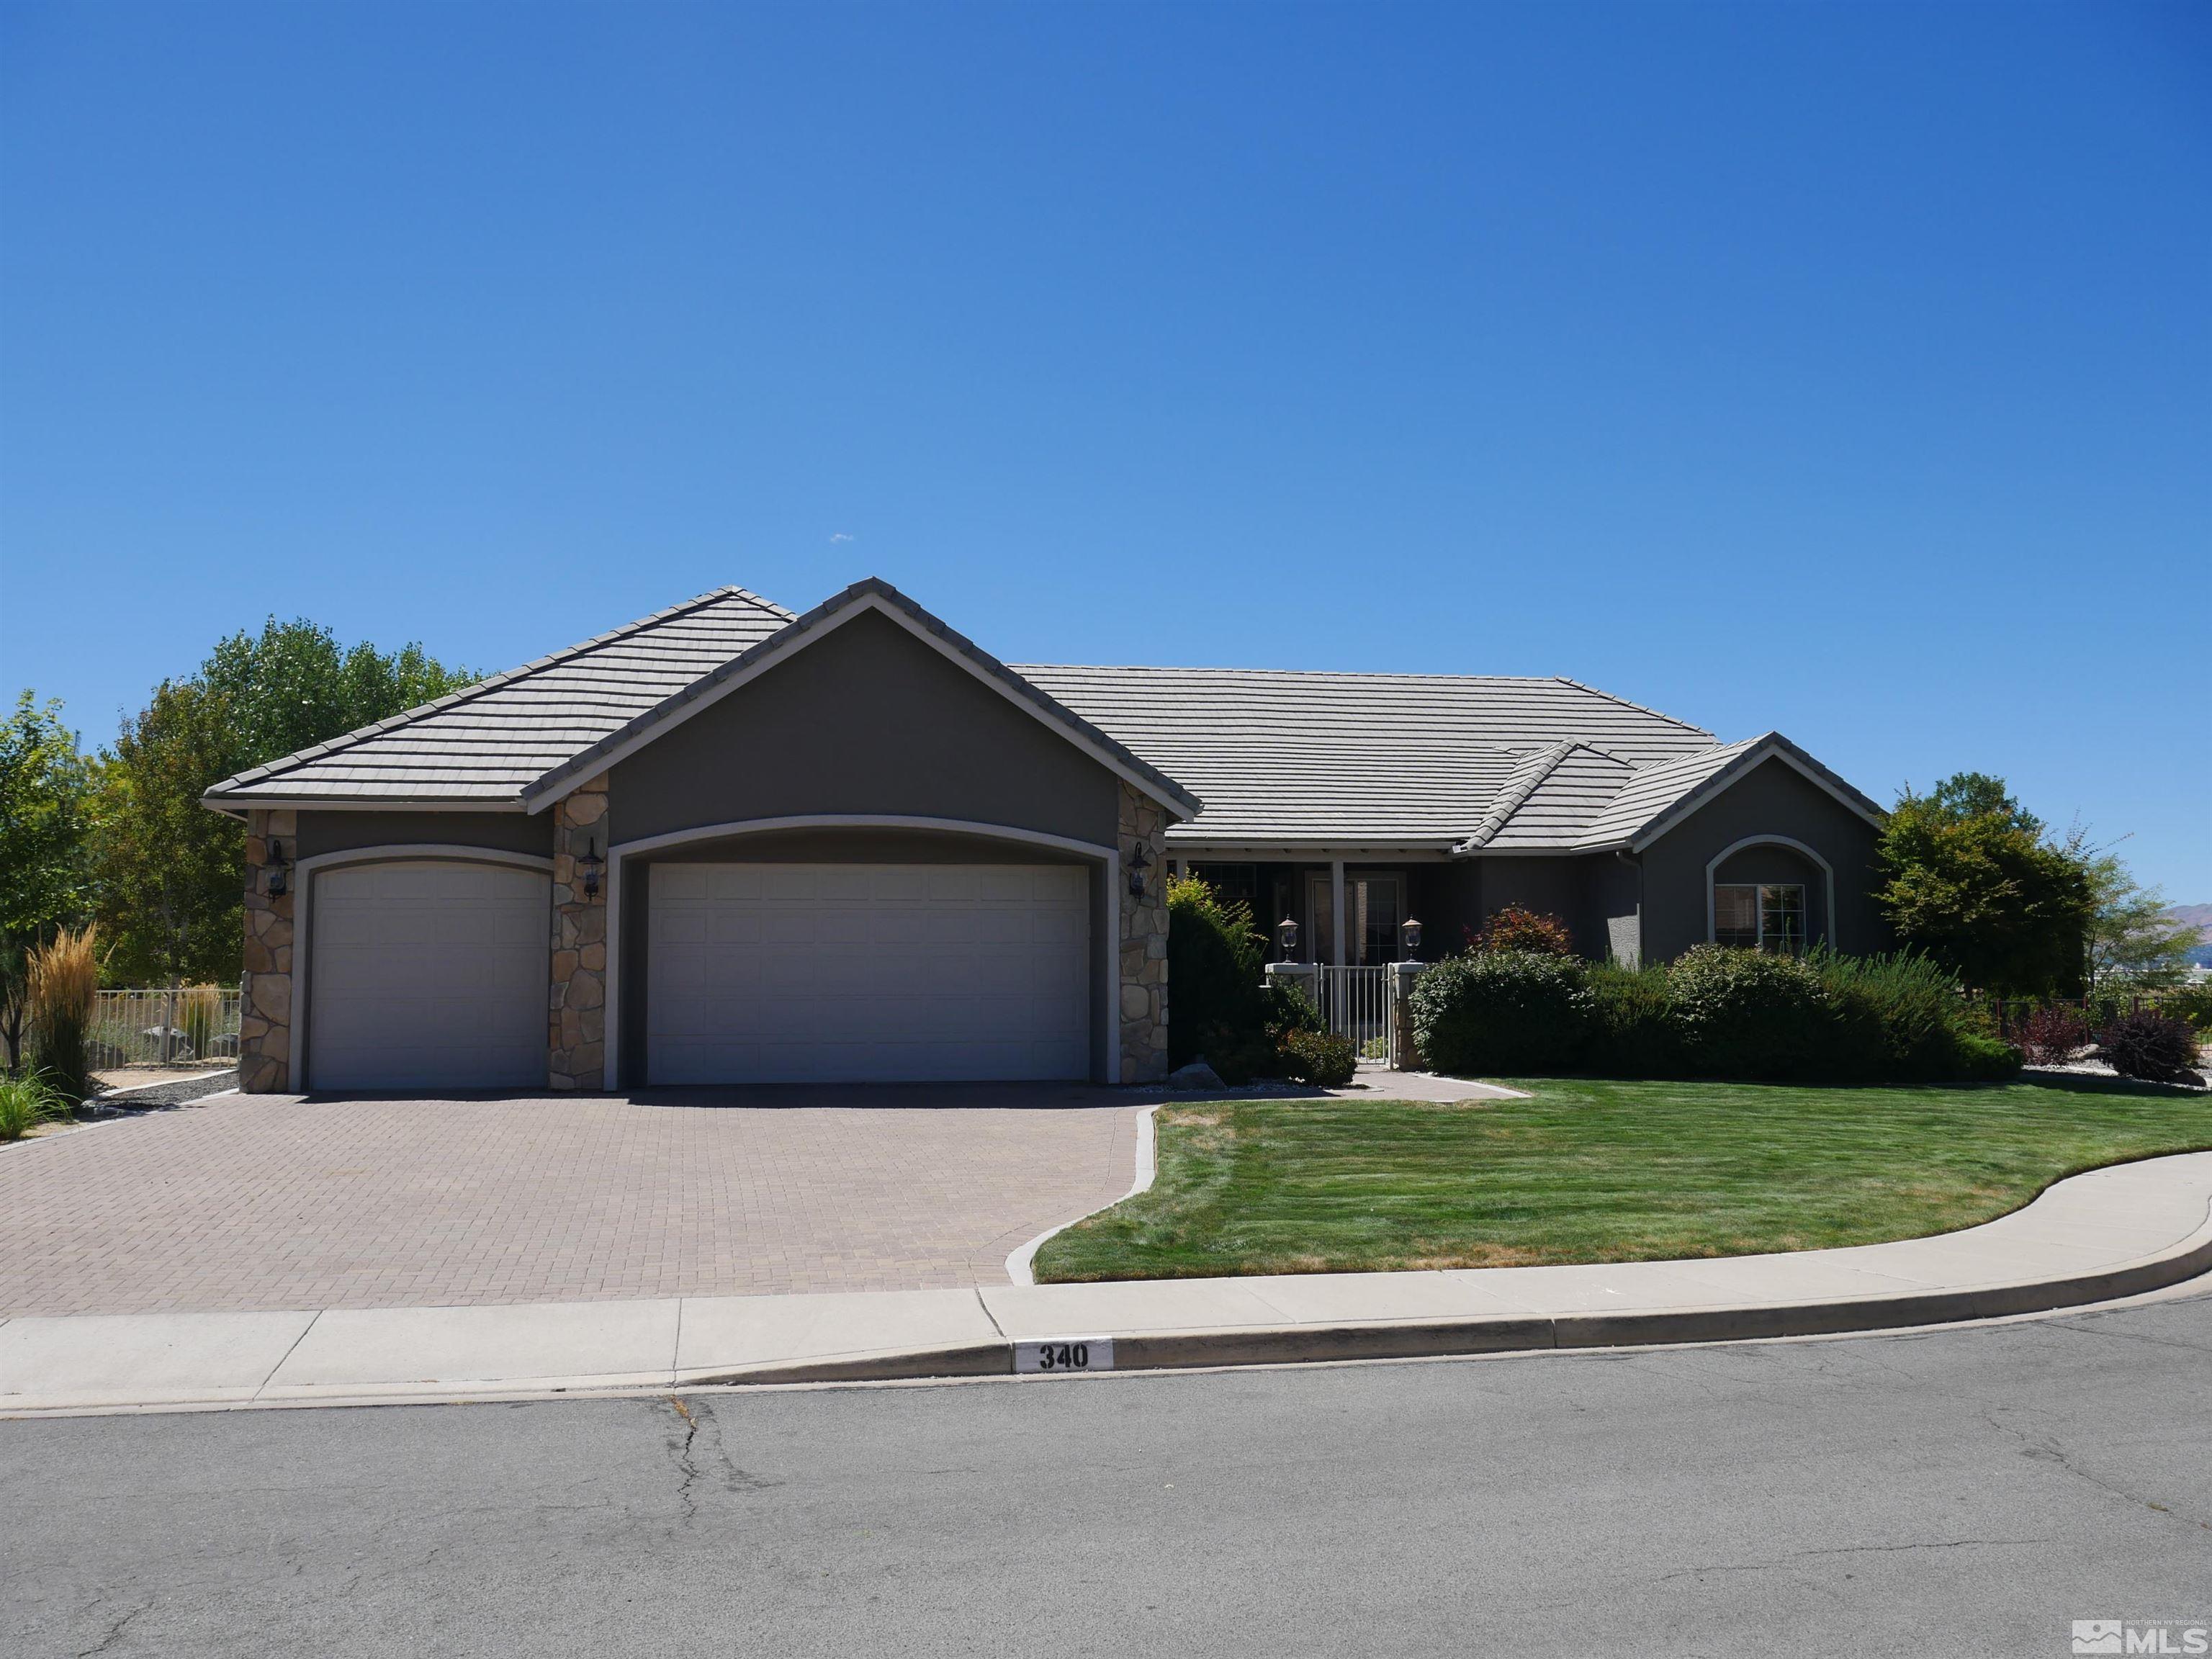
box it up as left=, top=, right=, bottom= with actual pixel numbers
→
left=0, top=1087, right=1143, bottom=1316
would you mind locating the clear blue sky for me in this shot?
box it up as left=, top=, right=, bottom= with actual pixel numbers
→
left=4, top=2, right=2206, bottom=894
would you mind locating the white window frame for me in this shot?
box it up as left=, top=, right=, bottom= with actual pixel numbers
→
left=1704, top=835, right=1835, bottom=953
left=1712, top=881, right=1807, bottom=953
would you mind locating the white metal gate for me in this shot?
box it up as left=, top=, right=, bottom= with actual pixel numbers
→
left=1317, top=966, right=1390, bottom=1062
left=1313, top=963, right=1428, bottom=1068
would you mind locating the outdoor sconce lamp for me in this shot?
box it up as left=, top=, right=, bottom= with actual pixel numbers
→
left=1277, top=917, right=1300, bottom=960
left=1125, top=842, right=1151, bottom=900
left=1401, top=917, right=1424, bottom=959
left=266, top=839, right=290, bottom=899
left=578, top=838, right=604, bottom=900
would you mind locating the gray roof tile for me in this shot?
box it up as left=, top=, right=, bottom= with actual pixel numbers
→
left=204, top=588, right=793, bottom=805
left=206, top=583, right=1871, bottom=855
left=1014, top=665, right=1716, bottom=846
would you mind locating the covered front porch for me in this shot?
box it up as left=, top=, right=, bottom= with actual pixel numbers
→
left=1173, top=853, right=1469, bottom=967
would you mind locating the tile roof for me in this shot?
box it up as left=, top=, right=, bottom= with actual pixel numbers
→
left=1013, top=665, right=1717, bottom=847
left=520, top=577, right=1202, bottom=819
left=204, top=588, right=793, bottom=805
left=204, top=580, right=1876, bottom=854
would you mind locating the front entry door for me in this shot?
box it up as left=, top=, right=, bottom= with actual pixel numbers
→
left=1305, top=873, right=1405, bottom=966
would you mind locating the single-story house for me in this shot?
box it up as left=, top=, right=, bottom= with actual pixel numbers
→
left=203, top=577, right=1889, bottom=1094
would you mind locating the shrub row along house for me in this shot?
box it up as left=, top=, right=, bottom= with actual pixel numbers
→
left=202, top=577, right=1888, bottom=1093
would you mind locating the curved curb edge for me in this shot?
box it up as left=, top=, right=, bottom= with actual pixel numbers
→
left=714, top=1197, right=2212, bottom=1388
left=1004, top=1103, right=1159, bottom=1286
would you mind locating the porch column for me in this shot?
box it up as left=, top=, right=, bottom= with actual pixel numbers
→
left=1330, top=859, right=1346, bottom=967
left=549, top=774, right=610, bottom=1091
left=238, top=808, right=296, bottom=1093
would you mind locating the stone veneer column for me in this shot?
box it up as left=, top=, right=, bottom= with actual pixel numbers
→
left=1118, top=782, right=1169, bottom=1084
left=548, top=775, right=609, bottom=1090
left=238, top=808, right=296, bottom=1093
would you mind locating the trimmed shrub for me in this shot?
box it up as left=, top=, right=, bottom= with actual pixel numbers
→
left=1956, top=1032, right=2026, bottom=1082
left=2095, top=1011, right=2206, bottom=1085
left=1815, top=950, right=1970, bottom=1082
left=2015, top=1003, right=2091, bottom=1066
left=1666, top=945, right=1831, bottom=1081
left=1166, top=876, right=1269, bottom=1080
left=1585, top=962, right=1681, bottom=1076
left=1409, top=949, right=1593, bottom=1075
left=1275, top=1026, right=1358, bottom=1087
left=1473, top=906, right=1575, bottom=957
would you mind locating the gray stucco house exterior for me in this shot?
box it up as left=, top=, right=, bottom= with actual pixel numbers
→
left=203, top=577, right=1888, bottom=1094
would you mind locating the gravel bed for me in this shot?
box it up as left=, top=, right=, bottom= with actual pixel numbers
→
left=88, top=1070, right=240, bottom=1112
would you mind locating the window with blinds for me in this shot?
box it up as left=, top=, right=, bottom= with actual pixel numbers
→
left=1714, top=883, right=1805, bottom=953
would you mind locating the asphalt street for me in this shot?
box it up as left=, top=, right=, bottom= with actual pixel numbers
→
left=5, top=1287, right=2210, bottom=1659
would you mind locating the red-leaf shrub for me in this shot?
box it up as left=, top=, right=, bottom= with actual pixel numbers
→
left=2095, top=1012, right=2206, bottom=1085
left=1475, top=906, right=1575, bottom=958
left=2017, top=1003, right=2090, bottom=1066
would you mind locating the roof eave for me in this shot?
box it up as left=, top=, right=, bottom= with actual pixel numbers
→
left=1626, top=734, right=1887, bottom=854
left=199, top=793, right=531, bottom=815
left=518, top=578, right=1204, bottom=822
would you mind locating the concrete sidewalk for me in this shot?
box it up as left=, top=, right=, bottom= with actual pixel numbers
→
left=5, top=1151, right=2208, bottom=1414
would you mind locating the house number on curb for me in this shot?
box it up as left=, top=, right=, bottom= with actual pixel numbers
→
left=1015, top=1339, right=1115, bottom=1374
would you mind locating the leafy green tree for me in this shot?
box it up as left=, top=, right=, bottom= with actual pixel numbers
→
left=93, top=621, right=475, bottom=984
left=91, top=680, right=246, bottom=984
left=1877, top=772, right=2093, bottom=997
left=2080, top=843, right=2198, bottom=992
left=0, top=693, right=94, bottom=1066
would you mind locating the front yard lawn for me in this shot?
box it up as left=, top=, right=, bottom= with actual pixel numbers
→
left=1031, top=1077, right=2212, bottom=1283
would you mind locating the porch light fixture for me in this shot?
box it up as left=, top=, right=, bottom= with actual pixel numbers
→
left=1276, top=917, right=1299, bottom=959
left=265, top=838, right=290, bottom=899
left=578, top=838, right=604, bottom=900
left=1401, top=917, right=1423, bottom=958
left=1126, top=841, right=1150, bottom=900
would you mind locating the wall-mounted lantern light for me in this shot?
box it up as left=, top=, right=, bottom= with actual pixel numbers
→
left=1401, top=917, right=1424, bottom=959
left=266, top=838, right=291, bottom=899
left=1125, top=841, right=1150, bottom=901
left=578, top=838, right=604, bottom=900
left=1277, top=917, right=1300, bottom=960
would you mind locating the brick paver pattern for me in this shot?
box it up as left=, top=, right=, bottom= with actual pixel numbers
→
left=0, top=1087, right=1142, bottom=1316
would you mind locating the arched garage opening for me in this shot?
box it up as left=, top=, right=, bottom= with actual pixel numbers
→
left=298, top=850, right=553, bottom=1092
left=608, top=817, right=1114, bottom=1087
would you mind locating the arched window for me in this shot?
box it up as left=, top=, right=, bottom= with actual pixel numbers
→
left=1705, top=836, right=1835, bottom=954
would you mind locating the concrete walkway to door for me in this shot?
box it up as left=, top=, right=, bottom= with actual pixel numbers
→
left=0, top=1084, right=1152, bottom=1317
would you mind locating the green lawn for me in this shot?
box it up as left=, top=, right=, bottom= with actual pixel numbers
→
left=1031, top=1077, right=2212, bottom=1283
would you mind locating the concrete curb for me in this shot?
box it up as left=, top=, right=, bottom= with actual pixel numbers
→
left=1004, top=1103, right=1159, bottom=1286
left=680, top=1200, right=2212, bottom=1385
left=7, top=1153, right=2211, bottom=1414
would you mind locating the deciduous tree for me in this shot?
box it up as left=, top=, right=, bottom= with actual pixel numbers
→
left=1877, top=773, right=2092, bottom=997
left=0, top=693, right=93, bottom=1067
left=93, top=621, right=474, bottom=983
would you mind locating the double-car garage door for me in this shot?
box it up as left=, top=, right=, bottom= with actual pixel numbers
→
left=647, top=863, right=1090, bottom=1084
left=306, top=857, right=1092, bottom=1089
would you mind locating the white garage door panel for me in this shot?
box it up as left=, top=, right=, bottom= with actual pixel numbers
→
left=648, top=863, right=1090, bottom=1083
left=311, top=861, right=549, bottom=1091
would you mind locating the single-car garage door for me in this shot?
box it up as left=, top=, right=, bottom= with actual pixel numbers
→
left=648, top=863, right=1090, bottom=1084
left=310, top=860, right=550, bottom=1091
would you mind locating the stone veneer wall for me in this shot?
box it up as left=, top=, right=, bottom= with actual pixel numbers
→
left=238, top=808, right=296, bottom=1093
left=1118, top=781, right=1169, bottom=1084
left=548, top=775, right=609, bottom=1089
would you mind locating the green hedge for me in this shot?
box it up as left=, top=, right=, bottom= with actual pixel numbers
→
left=1166, top=876, right=1328, bottom=1084
left=1408, top=943, right=2020, bottom=1084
